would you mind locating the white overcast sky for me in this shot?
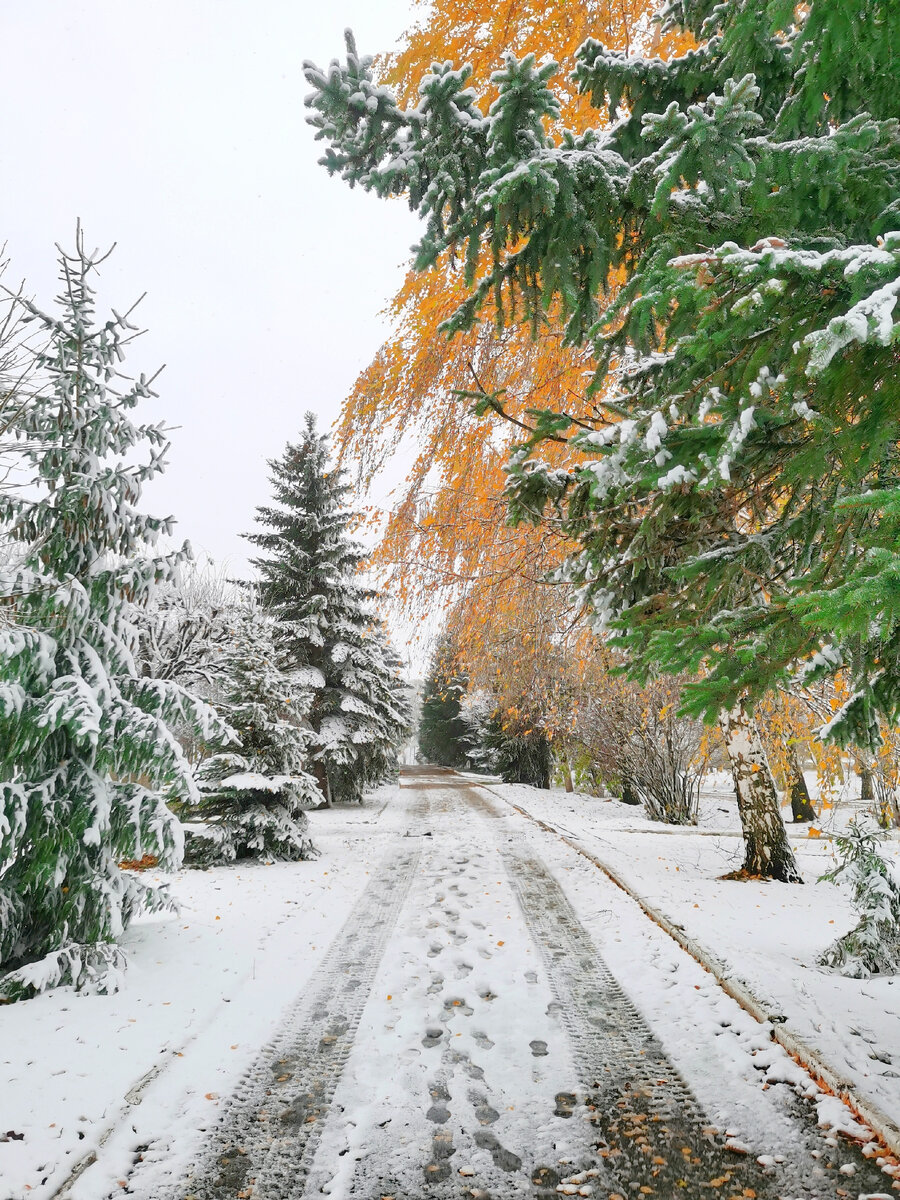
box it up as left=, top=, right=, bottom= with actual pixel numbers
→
left=2, top=0, right=422, bottom=573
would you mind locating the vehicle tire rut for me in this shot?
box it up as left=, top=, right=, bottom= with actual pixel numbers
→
left=169, top=844, right=422, bottom=1200
left=502, top=842, right=789, bottom=1196
left=497, top=815, right=894, bottom=1198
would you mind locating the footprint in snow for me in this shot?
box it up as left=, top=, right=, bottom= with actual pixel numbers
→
left=474, top=1129, right=522, bottom=1172
left=469, top=1093, right=500, bottom=1125
left=442, top=997, right=473, bottom=1018
left=448, top=1048, right=485, bottom=1080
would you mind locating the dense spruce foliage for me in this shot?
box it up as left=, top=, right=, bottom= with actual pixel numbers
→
left=185, top=599, right=319, bottom=865
left=418, top=644, right=470, bottom=768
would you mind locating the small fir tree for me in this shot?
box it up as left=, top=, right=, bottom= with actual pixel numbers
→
left=0, top=232, right=224, bottom=1000
left=185, top=600, right=319, bottom=865
left=819, top=818, right=900, bottom=978
left=247, top=414, right=410, bottom=803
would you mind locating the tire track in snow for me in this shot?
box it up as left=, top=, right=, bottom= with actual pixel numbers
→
left=125, top=840, right=423, bottom=1200
left=473, top=781, right=894, bottom=1199
left=501, top=838, right=786, bottom=1197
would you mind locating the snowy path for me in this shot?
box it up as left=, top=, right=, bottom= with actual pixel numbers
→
left=72, top=773, right=896, bottom=1198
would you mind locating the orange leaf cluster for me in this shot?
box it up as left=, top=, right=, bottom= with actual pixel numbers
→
left=335, top=0, right=681, bottom=686
left=118, top=854, right=159, bottom=872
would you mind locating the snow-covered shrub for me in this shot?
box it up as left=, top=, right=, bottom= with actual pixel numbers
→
left=458, top=689, right=499, bottom=773
left=134, top=560, right=241, bottom=689
left=481, top=715, right=552, bottom=788
left=184, top=601, right=319, bottom=865
left=819, top=818, right=900, bottom=978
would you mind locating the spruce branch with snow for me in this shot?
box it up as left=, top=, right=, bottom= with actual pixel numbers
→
left=819, top=817, right=900, bottom=978
left=0, top=231, right=228, bottom=1001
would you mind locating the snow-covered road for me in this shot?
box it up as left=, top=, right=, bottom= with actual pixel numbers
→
left=8, top=772, right=900, bottom=1195
left=91, top=770, right=893, bottom=1200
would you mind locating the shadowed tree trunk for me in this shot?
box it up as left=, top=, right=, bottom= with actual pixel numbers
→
left=718, top=702, right=803, bottom=882
left=859, top=765, right=874, bottom=802
left=620, top=775, right=641, bottom=806
left=313, top=761, right=332, bottom=808
left=784, top=740, right=816, bottom=822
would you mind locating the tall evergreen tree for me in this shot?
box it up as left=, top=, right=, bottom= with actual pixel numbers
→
left=0, top=233, right=224, bottom=1000
left=305, top=0, right=900, bottom=877
left=185, top=599, right=319, bottom=865
left=247, top=415, right=410, bottom=803
left=418, top=642, right=469, bottom=767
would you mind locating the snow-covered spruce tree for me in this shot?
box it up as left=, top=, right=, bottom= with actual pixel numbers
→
left=0, top=233, right=225, bottom=1000
left=185, top=598, right=319, bottom=865
left=305, top=2, right=900, bottom=879
left=819, top=818, right=900, bottom=978
left=418, top=640, right=469, bottom=768
left=323, top=617, right=412, bottom=802
left=247, top=414, right=410, bottom=804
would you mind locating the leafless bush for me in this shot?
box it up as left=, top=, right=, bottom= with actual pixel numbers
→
left=578, top=675, right=707, bottom=824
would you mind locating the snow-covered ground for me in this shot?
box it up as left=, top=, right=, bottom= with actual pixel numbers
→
left=484, top=773, right=900, bottom=1142
left=2, top=773, right=899, bottom=1200
left=0, top=787, right=399, bottom=1200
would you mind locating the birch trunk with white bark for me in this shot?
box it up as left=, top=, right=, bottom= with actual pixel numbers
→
left=719, top=701, right=803, bottom=882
